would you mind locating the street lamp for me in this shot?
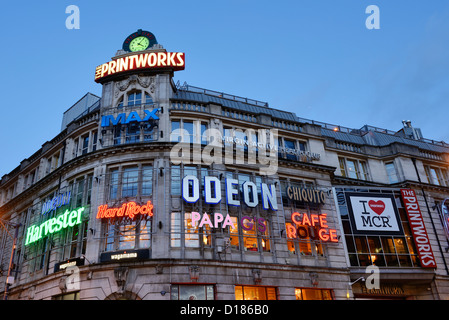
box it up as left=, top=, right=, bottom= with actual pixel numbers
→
left=0, top=219, right=21, bottom=300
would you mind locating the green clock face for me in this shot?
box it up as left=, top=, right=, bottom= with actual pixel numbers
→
left=129, top=36, right=150, bottom=52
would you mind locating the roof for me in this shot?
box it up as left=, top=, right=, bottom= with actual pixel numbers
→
left=173, top=84, right=449, bottom=154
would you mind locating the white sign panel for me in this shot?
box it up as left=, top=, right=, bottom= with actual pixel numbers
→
left=346, top=193, right=403, bottom=235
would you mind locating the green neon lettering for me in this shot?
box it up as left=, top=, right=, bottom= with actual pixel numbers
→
left=24, top=206, right=85, bottom=246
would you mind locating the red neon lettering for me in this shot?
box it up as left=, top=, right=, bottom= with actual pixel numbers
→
left=310, top=214, right=319, bottom=227
left=319, top=214, right=328, bottom=228
left=301, top=213, right=311, bottom=226
left=96, top=201, right=153, bottom=220
left=291, top=212, right=301, bottom=226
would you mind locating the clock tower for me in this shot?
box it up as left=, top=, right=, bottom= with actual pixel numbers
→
left=94, top=30, right=185, bottom=147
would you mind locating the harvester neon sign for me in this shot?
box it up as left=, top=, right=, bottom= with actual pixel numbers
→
left=25, top=207, right=85, bottom=246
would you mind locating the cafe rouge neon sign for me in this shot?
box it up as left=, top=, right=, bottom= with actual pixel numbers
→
left=25, top=207, right=85, bottom=246
left=286, top=212, right=339, bottom=243
left=94, top=51, right=185, bottom=83
left=96, top=201, right=154, bottom=220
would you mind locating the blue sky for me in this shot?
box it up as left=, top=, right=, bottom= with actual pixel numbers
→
left=1, top=1, right=448, bottom=177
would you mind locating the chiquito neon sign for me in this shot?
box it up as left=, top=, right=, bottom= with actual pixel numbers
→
left=25, top=207, right=85, bottom=246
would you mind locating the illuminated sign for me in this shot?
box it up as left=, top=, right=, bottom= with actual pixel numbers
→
left=25, top=207, right=85, bottom=246
left=287, top=186, right=326, bottom=205
left=182, top=175, right=278, bottom=210
left=54, top=257, right=85, bottom=273
left=222, top=134, right=320, bottom=161
left=101, top=108, right=159, bottom=127
left=286, top=212, right=338, bottom=242
left=100, top=249, right=150, bottom=263
left=345, top=193, right=403, bottom=236
left=96, top=201, right=154, bottom=220
left=189, top=212, right=266, bottom=232
left=400, top=189, right=437, bottom=268
left=41, top=191, right=71, bottom=215
left=94, top=51, right=185, bottom=82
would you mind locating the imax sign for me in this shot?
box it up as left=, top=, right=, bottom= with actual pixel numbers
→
left=101, top=108, right=159, bottom=127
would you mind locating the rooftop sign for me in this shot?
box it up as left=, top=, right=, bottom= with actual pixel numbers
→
left=94, top=51, right=185, bottom=83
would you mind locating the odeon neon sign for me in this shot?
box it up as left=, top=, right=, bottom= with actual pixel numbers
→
left=25, top=207, right=85, bottom=246
left=182, top=175, right=278, bottom=210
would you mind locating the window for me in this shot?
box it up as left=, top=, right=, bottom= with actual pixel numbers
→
left=53, top=292, right=80, bottom=300
left=338, top=157, right=370, bottom=180
left=122, top=167, right=139, bottom=197
left=171, top=285, right=214, bottom=300
left=103, top=213, right=152, bottom=251
left=117, top=90, right=153, bottom=108
left=295, top=288, right=333, bottom=300
left=127, top=92, right=142, bottom=106
left=170, top=119, right=208, bottom=144
left=385, top=162, right=399, bottom=184
left=81, top=135, right=89, bottom=155
left=235, top=286, right=277, bottom=300
left=107, top=165, right=153, bottom=200
left=425, top=165, right=448, bottom=186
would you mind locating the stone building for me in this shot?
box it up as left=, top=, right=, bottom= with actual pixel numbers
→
left=0, top=30, right=448, bottom=300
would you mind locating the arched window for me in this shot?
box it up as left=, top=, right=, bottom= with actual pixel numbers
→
left=128, top=91, right=142, bottom=106
left=145, top=93, right=153, bottom=105
left=116, top=91, right=154, bottom=108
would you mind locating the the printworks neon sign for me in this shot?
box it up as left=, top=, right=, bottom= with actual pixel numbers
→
left=101, top=108, right=160, bottom=127
left=25, top=207, right=85, bottom=246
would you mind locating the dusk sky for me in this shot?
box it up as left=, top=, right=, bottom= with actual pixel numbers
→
left=1, top=1, right=448, bottom=176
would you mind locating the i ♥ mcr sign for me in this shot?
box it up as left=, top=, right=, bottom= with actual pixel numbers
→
left=345, top=192, right=403, bottom=236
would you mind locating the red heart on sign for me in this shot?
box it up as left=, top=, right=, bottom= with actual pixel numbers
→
left=368, top=200, right=385, bottom=215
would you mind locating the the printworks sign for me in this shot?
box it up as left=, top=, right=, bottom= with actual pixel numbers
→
left=400, top=189, right=436, bottom=268
left=94, top=51, right=185, bottom=83
left=345, top=193, right=403, bottom=236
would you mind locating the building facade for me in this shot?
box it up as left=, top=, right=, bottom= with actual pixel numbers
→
left=0, top=30, right=448, bottom=300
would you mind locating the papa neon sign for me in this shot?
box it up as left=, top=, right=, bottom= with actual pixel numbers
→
left=96, top=201, right=154, bottom=220
left=94, top=51, right=185, bottom=83
left=286, top=212, right=338, bottom=243
left=25, top=207, right=85, bottom=246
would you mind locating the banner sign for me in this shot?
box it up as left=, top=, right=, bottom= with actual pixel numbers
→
left=345, top=193, right=403, bottom=235
left=400, top=189, right=437, bottom=268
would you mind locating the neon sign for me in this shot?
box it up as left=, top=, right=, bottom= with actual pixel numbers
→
left=96, top=201, right=154, bottom=220
left=25, top=207, right=85, bottom=246
left=41, top=191, right=71, bottom=215
left=94, top=51, right=185, bottom=83
left=287, top=186, right=326, bottom=205
left=286, top=212, right=338, bottom=243
left=182, top=175, right=278, bottom=210
left=101, top=108, right=159, bottom=127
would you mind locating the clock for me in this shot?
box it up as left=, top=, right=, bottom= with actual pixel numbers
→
left=123, top=29, right=158, bottom=52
